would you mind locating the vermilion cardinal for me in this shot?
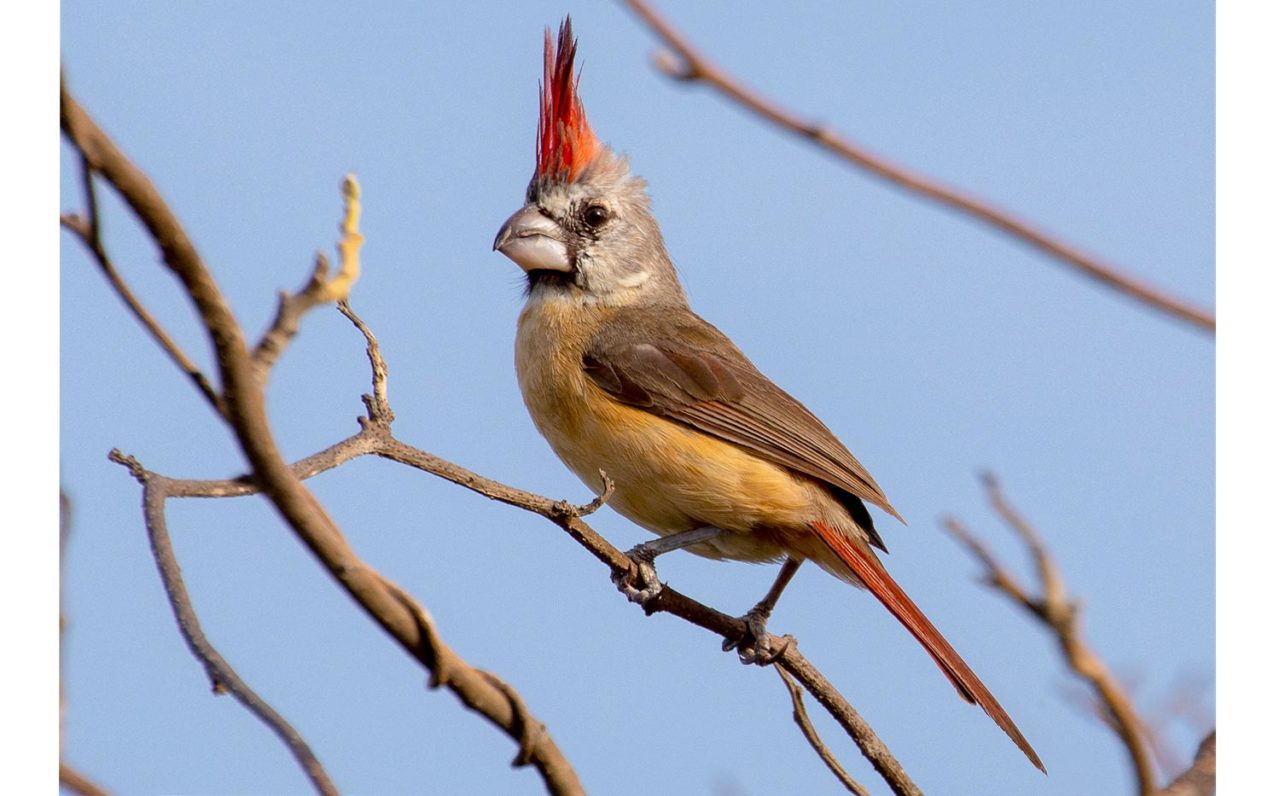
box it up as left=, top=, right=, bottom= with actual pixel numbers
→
left=493, top=18, right=1043, bottom=772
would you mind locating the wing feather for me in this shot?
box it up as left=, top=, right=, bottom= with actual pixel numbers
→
left=584, top=309, right=902, bottom=549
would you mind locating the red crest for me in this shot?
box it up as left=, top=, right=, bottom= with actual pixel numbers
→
left=537, top=18, right=600, bottom=182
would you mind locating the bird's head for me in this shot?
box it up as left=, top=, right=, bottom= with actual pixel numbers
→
left=493, top=18, right=685, bottom=308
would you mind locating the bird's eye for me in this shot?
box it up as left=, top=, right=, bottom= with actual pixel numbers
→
left=582, top=203, right=610, bottom=230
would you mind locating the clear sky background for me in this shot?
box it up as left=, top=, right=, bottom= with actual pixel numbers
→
left=59, top=2, right=1214, bottom=794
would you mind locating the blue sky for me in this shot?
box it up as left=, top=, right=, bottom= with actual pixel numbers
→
left=59, top=2, right=1213, bottom=793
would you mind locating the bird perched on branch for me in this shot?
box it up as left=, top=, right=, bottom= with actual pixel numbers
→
left=492, top=17, right=1043, bottom=772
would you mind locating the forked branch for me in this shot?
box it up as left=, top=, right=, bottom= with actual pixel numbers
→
left=942, top=473, right=1199, bottom=795
left=109, top=450, right=339, bottom=796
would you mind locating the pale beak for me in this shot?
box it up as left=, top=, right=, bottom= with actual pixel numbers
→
left=492, top=205, right=572, bottom=273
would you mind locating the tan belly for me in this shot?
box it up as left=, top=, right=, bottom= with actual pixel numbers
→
left=515, top=297, right=839, bottom=564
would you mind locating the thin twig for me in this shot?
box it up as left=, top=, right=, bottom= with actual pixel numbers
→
left=109, top=451, right=340, bottom=796
left=60, top=156, right=226, bottom=416
left=254, top=175, right=364, bottom=382
left=337, top=299, right=393, bottom=425
left=619, top=0, right=1215, bottom=334
left=942, top=473, right=1159, bottom=795
left=775, top=665, right=870, bottom=796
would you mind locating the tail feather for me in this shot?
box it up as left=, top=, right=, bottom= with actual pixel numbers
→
left=811, top=520, right=1045, bottom=773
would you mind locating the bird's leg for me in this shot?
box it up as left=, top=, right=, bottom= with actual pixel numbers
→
left=723, top=557, right=802, bottom=665
left=613, top=526, right=726, bottom=604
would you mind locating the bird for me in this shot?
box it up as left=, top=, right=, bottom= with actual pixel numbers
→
left=492, top=17, right=1043, bottom=772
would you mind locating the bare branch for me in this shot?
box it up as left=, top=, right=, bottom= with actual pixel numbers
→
left=254, top=175, right=364, bottom=381
left=1155, top=731, right=1215, bottom=796
left=375, top=433, right=922, bottom=794
left=337, top=299, right=393, bottom=426
left=109, top=451, right=340, bottom=796
left=59, top=763, right=112, bottom=796
left=562, top=470, right=615, bottom=518
left=104, top=296, right=921, bottom=796
left=60, top=155, right=226, bottom=416
left=619, top=0, right=1215, bottom=334
left=112, top=421, right=923, bottom=796
left=63, top=84, right=584, bottom=795
left=942, top=474, right=1158, bottom=794
left=775, top=664, right=869, bottom=796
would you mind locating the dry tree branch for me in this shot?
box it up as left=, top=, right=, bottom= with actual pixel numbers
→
left=59, top=763, right=112, bottom=796
left=619, top=0, right=1215, bottom=335
left=108, top=450, right=340, bottom=796
left=101, top=297, right=921, bottom=796
left=59, top=155, right=226, bottom=417
left=61, top=83, right=584, bottom=796
left=775, top=665, right=869, bottom=796
left=375, top=429, right=923, bottom=796
left=1155, top=731, right=1215, bottom=796
left=942, top=473, right=1164, bottom=795
left=254, top=176, right=364, bottom=382
left=60, top=81, right=922, bottom=796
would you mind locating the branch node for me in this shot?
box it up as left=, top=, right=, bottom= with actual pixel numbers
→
left=573, top=470, right=615, bottom=516
left=338, top=300, right=394, bottom=427
left=652, top=48, right=694, bottom=80
left=107, top=448, right=148, bottom=482
left=755, top=633, right=796, bottom=666
left=310, top=251, right=330, bottom=287
left=481, top=670, right=544, bottom=769
left=60, top=212, right=90, bottom=236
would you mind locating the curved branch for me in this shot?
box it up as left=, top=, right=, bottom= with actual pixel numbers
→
left=775, top=664, right=869, bottom=795
left=62, top=83, right=584, bottom=796
left=109, top=451, right=339, bottom=796
left=943, top=473, right=1157, bottom=795
left=619, top=0, right=1215, bottom=334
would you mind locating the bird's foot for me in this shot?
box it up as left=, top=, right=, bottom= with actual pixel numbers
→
left=722, top=606, right=793, bottom=665
left=612, top=544, right=663, bottom=605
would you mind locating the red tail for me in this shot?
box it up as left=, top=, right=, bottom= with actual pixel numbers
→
left=811, top=520, right=1045, bottom=772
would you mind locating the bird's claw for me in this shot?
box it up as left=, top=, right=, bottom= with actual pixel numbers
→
left=613, top=546, right=663, bottom=604
left=722, top=608, right=792, bottom=665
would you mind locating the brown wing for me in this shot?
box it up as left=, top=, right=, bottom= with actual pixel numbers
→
left=584, top=308, right=903, bottom=550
